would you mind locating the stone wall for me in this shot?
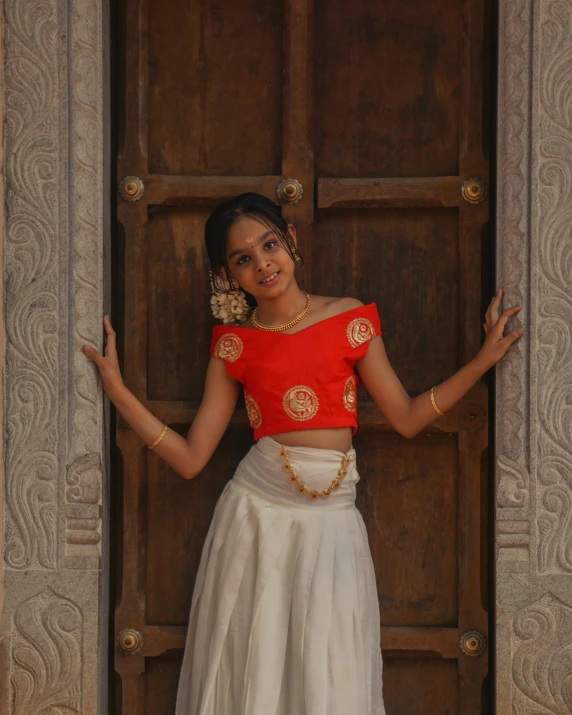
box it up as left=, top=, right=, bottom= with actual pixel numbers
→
left=0, top=0, right=571, bottom=713
left=0, top=0, right=108, bottom=713
left=496, top=0, right=572, bottom=712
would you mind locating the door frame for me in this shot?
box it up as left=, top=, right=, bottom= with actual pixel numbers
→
left=1, top=1, right=570, bottom=714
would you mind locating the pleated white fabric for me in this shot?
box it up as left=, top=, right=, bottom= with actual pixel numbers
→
left=175, top=436, right=385, bottom=715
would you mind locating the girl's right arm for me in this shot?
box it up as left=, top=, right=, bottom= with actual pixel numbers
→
left=83, top=316, right=240, bottom=480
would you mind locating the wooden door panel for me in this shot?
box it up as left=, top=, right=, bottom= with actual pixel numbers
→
left=115, top=0, right=491, bottom=711
left=311, top=208, right=460, bottom=393
left=148, top=0, right=283, bottom=176
left=383, top=659, right=459, bottom=715
left=355, top=431, right=458, bottom=629
left=146, top=429, right=253, bottom=625
left=314, top=0, right=463, bottom=179
left=146, top=206, right=213, bottom=401
left=145, top=652, right=182, bottom=714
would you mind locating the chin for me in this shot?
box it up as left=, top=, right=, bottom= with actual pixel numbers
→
left=250, top=286, right=282, bottom=301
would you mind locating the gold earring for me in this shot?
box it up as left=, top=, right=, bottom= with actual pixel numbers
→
left=294, top=250, right=301, bottom=262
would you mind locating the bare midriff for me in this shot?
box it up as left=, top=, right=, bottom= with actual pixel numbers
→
left=269, top=427, right=353, bottom=453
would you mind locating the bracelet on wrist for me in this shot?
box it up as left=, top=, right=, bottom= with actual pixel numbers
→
left=147, top=424, right=168, bottom=450
left=429, top=386, right=446, bottom=416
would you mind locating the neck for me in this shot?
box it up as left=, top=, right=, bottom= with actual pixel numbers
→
left=255, top=281, right=308, bottom=325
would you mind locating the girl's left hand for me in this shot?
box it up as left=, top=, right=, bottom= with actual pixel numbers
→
left=477, top=288, right=524, bottom=369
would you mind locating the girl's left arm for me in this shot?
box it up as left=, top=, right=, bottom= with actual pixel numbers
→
left=356, top=289, right=523, bottom=439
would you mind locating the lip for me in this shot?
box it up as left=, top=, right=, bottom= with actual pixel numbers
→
left=259, top=270, right=280, bottom=287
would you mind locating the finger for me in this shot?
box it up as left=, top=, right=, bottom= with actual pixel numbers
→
left=501, top=327, right=524, bottom=347
left=493, top=305, right=522, bottom=333
left=500, top=304, right=523, bottom=319
left=104, top=326, right=116, bottom=351
left=485, top=305, right=495, bottom=327
left=102, top=317, right=118, bottom=359
left=487, top=289, right=500, bottom=312
left=104, top=343, right=119, bottom=363
left=83, top=344, right=103, bottom=365
left=489, top=288, right=503, bottom=323
left=104, top=315, right=116, bottom=337
left=494, top=313, right=510, bottom=334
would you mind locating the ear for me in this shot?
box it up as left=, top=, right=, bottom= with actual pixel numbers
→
left=220, top=268, right=239, bottom=290
left=287, top=223, right=297, bottom=248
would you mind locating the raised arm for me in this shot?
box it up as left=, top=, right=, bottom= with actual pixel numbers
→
left=356, top=289, right=523, bottom=438
left=83, top=316, right=240, bottom=480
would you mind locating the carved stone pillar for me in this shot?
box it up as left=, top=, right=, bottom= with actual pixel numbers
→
left=1, top=0, right=571, bottom=712
left=0, top=0, right=108, bottom=713
left=496, top=1, right=572, bottom=712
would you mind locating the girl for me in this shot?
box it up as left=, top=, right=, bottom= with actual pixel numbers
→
left=84, top=193, right=523, bottom=714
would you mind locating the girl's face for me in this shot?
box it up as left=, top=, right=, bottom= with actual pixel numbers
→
left=224, top=216, right=297, bottom=298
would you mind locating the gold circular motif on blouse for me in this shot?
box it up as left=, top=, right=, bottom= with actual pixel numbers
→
left=283, top=385, right=319, bottom=421
left=214, top=333, right=243, bottom=363
left=346, top=318, right=376, bottom=348
left=343, top=375, right=357, bottom=412
left=245, top=394, right=262, bottom=430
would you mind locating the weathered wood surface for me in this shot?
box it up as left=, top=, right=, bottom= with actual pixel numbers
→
left=115, top=0, right=492, bottom=711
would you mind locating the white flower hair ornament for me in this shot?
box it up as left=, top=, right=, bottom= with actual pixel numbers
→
left=209, top=271, right=251, bottom=325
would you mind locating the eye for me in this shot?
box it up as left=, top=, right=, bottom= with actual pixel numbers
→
left=264, top=240, right=278, bottom=250
left=236, top=255, right=249, bottom=265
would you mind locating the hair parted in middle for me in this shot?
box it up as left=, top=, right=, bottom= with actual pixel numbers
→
left=204, top=192, right=303, bottom=302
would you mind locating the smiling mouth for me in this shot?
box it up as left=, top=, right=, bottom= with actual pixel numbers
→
left=260, top=271, right=279, bottom=284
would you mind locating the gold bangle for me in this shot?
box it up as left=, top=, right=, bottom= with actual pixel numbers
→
left=430, top=387, right=445, bottom=416
left=147, top=424, right=168, bottom=450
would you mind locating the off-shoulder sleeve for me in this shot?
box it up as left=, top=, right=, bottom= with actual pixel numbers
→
left=345, top=302, right=382, bottom=362
left=210, top=325, right=245, bottom=382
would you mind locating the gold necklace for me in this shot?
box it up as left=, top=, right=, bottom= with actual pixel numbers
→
left=279, top=444, right=351, bottom=499
left=252, top=292, right=311, bottom=332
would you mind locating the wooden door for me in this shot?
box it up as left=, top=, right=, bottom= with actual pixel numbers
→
left=114, top=1, right=491, bottom=712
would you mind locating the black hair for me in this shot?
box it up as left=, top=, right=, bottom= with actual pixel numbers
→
left=204, top=193, right=303, bottom=302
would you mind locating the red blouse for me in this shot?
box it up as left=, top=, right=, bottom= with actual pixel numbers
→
left=210, top=302, right=382, bottom=440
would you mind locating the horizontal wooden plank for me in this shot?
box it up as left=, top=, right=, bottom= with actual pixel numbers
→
left=381, top=627, right=461, bottom=659
left=143, top=174, right=282, bottom=205
left=123, top=174, right=471, bottom=208
left=140, top=625, right=187, bottom=657
left=136, top=625, right=462, bottom=659
left=318, top=176, right=464, bottom=208
left=120, top=400, right=479, bottom=434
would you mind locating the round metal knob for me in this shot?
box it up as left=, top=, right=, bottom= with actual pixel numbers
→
left=460, top=630, right=487, bottom=656
left=277, top=178, right=303, bottom=204
left=118, top=628, right=143, bottom=654
left=461, top=178, right=487, bottom=204
left=119, top=175, right=145, bottom=202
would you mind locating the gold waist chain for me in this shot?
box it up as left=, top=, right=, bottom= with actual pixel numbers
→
left=279, top=444, right=351, bottom=499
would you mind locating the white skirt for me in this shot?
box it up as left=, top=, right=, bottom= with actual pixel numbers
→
left=175, top=436, right=385, bottom=715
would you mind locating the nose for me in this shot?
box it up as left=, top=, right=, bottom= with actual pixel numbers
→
left=254, top=251, right=271, bottom=271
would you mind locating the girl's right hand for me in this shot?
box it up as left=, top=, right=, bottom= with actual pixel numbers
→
left=83, top=315, right=125, bottom=395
